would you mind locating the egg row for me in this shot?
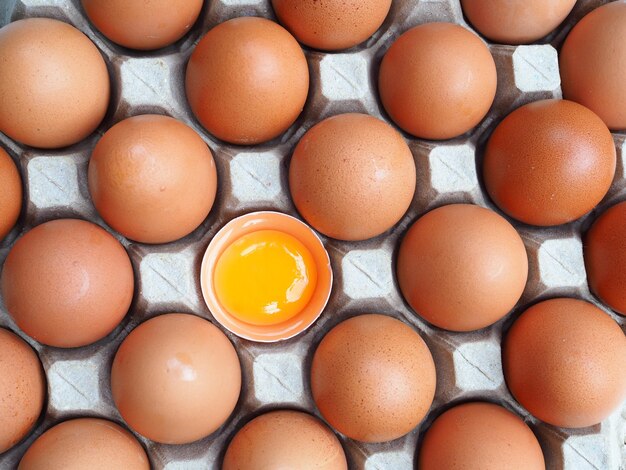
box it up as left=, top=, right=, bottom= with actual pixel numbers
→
left=1, top=1, right=625, bottom=150
left=0, top=98, right=620, bottom=243
left=7, top=1, right=590, bottom=53
left=0, top=406, right=544, bottom=470
left=77, top=0, right=575, bottom=53
left=2, top=299, right=625, bottom=468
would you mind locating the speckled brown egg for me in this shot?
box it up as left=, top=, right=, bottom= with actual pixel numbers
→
left=310, top=314, right=436, bottom=443
left=483, top=99, right=616, bottom=226
left=378, top=22, right=496, bottom=140
left=503, top=298, right=626, bottom=428
left=397, top=204, right=528, bottom=332
left=88, top=114, right=217, bottom=244
left=0, top=18, right=109, bottom=149
left=419, top=402, right=545, bottom=470
left=18, top=418, right=149, bottom=470
left=0, top=147, right=21, bottom=241
left=0, top=329, right=45, bottom=454
left=1, top=219, right=134, bottom=348
left=111, top=313, right=241, bottom=444
left=186, top=17, right=309, bottom=145
left=560, top=1, right=626, bottom=130
left=271, top=0, right=391, bottom=51
left=289, top=113, right=416, bottom=241
left=223, top=410, right=347, bottom=470
left=585, top=201, right=626, bottom=316
left=81, top=0, right=203, bottom=50
left=461, top=0, right=576, bottom=44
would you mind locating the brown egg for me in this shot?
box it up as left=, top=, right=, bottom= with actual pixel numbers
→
left=0, top=147, right=22, bottom=241
left=1, top=219, right=134, bottom=348
left=289, top=113, right=416, bottom=241
left=560, top=1, right=626, bottom=130
left=461, top=0, right=576, bottom=44
left=378, top=22, right=496, bottom=140
left=397, top=204, right=528, bottom=332
left=0, top=18, right=109, bottom=149
left=271, top=0, right=391, bottom=51
left=88, top=114, right=217, bottom=244
left=503, top=298, right=626, bottom=428
left=310, top=314, right=436, bottom=443
left=18, top=418, right=149, bottom=470
left=585, top=201, right=626, bottom=316
left=81, top=0, right=203, bottom=50
left=0, top=329, right=45, bottom=454
left=223, top=410, right=347, bottom=470
left=418, top=402, right=545, bottom=470
left=483, top=99, right=616, bottom=226
left=186, top=17, right=309, bottom=145
left=111, top=313, right=241, bottom=444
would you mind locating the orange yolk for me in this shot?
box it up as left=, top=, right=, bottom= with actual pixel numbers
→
left=213, top=229, right=318, bottom=326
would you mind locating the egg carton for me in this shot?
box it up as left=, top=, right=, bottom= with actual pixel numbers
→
left=0, top=0, right=625, bottom=469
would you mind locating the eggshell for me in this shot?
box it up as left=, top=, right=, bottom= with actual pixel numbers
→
left=461, top=0, right=576, bottom=44
left=271, top=0, right=391, bottom=51
left=1, top=219, right=134, bottom=348
left=185, top=17, right=309, bottom=145
left=200, top=211, right=333, bottom=343
left=378, top=22, right=496, bottom=140
left=397, top=204, right=528, bottom=332
left=18, top=418, right=149, bottom=470
left=503, top=298, right=626, bottom=428
left=483, top=99, right=616, bottom=226
left=81, top=0, right=203, bottom=50
left=0, top=18, right=109, bottom=149
left=288, top=113, right=416, bottom=241
left=560, top=1, right=626, bottom=130
left=310, top=314, right=436, bottom=443
left=111, top=313, right=241, bottom=444
left=0, top=329, right=45, bottom=454
left=222, top=410, right=347, bottom=470
left=0, top=147, right=22, bottom=241
left=585, top=201, right=626, bottom=316
left=418, top=402, right=545, bottom=470
left=88, top=114, right=217, bottom=244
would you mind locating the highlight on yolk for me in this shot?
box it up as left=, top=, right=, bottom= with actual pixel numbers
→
left=213, top=229, right=318, bottom=326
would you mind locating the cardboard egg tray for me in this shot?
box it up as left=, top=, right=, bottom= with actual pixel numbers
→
left=1, top=0, right=625, bottom=468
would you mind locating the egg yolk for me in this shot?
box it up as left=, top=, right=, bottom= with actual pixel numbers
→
left=214, top=230, right=318, bottom=326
